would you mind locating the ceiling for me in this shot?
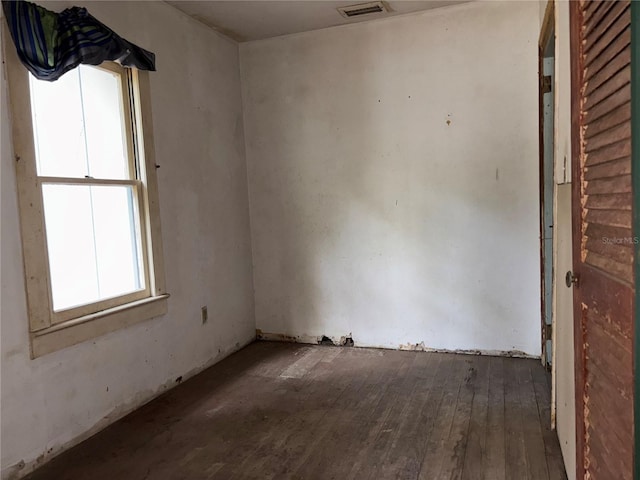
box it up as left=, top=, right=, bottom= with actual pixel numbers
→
left=166, top=1, right=469, bottom=42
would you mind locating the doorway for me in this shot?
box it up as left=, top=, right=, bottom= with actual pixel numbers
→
left=539, top=6, right=555, bottom=372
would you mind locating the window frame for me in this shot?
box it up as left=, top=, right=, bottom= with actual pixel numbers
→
left=4, top=27, right=168, bottom=358
left=38, top=62, right=153, bottom=324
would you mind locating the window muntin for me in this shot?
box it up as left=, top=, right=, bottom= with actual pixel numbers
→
left=28, top=63, right=151, bottom=322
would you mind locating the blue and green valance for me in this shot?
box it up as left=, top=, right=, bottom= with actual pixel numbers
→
left=2, top=0, right=155, bottom=81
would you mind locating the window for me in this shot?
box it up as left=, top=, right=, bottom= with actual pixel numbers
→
left=6, top=44, right=167, bottom=357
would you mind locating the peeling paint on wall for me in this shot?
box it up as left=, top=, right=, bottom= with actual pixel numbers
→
left=257, top=331, right=536, bottom=358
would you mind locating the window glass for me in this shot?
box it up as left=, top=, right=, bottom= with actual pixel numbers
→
left=42, top=184, right=145, bottom=311
left=29, top=69, right=87, bottom=177
left=80, top=66, right=130, bottom=179
left=29, top=66, right=129, bottom=180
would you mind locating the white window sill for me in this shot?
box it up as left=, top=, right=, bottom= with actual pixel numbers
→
left=30, top=294, right=169, bottom=358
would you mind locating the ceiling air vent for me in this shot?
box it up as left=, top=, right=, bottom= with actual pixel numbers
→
left=338, top=1, right=389, bottom=19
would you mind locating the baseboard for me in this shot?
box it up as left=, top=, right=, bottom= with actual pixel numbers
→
left=255, top=329, right=539, bottom=359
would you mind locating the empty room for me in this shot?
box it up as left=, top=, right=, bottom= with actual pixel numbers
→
left=1, top=0, right=637, bottom=479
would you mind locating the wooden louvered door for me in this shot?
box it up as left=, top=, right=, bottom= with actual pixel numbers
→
left=569, top=1, right=634, bottom=479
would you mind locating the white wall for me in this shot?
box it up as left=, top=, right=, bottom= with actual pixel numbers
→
left=240, top=1, right=542, bottom=355
left=551, top=1, right=576, bottom=478
left=1, top=2, right=255, bottom=478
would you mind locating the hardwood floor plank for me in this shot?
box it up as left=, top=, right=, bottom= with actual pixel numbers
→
left=531, top=364, right=569, bottom=480
left=336, top=351, right=417, bottom=479
left=382, top=353, right=445, bottom=479
left=291, top=349, right=409, bottom=480
left=358, top=354, right=428, bottom=479
left=437, top=356, right=478, bottom=480
left=461, top=355, right=490, bottom=480
left=363, top=352, right=438, bottom=479
left=417, top=354, right=467, bottom=479
left=484, top=356, right=506, bottom=480
left=516, top=360, right=550, bottom=480
left=504, top=358, right=528, bottom=479
left=23, top=343, right=567, bottom=480
left=228, top=348, right=375, bottom=480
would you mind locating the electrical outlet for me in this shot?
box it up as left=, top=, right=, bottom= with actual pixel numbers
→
left=201, top=306, right=208, bottom=324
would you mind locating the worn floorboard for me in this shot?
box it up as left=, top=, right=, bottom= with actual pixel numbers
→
left=24, top=342, right=567, bottom=480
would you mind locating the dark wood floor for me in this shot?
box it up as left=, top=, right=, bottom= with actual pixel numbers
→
left=26, top=342, right=567, bottom=480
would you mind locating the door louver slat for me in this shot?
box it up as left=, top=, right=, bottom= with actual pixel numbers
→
left=572, top=1, right=634, bottom=478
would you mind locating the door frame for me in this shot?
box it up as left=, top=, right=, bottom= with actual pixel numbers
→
left=632, top=2, right=639, bottom=478
left=538, top=0, right=555, bottom=373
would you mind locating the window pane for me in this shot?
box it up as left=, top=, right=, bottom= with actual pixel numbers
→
left=29, top=70, right=87, bottom=177
left=42, top=184, right=145, bottom=311
left=91, top=185, right=145, bottom=299
left=79, top=66, right=130, bottom=179
left=29, top=65, right=129, bottom=179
